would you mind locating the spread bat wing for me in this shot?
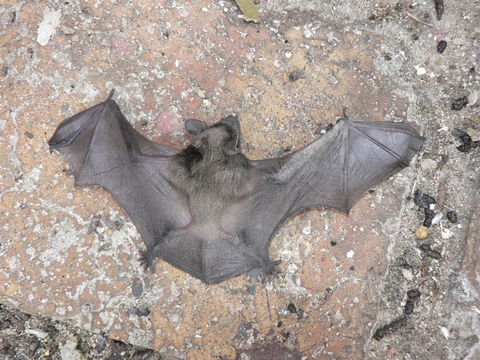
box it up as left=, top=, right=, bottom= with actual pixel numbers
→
left=241, top=116, right=425, bottom=259
left=48, top=91, right=191, bottom=258
left=49, top=91, right=425, bottom=284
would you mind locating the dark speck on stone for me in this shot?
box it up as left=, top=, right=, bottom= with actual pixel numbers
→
left=423, top=208, right=435, bottom=227
left=419, top=244, right=442, bottom=259
left=404, top=299, right=414, bottom=315
left=288, top=69, right=305, bottom=81
left=95, top=333, right=107, bottom=353
left=87, top=214, right=102, bottom=234
left=407, top=289, right=421, bottom=300
left=451, top=96, right=469, bottom=110
left=446, top=211, right=458, bottom=223
left=437, top=40, right=447, bottom=53
left=330, top=241, right=337, bottom=246
left=453, top=128, right=480, bottom=152
left=434, top=0, right=444, bottom=20
left=1, top=66, right=7, bottom=76
left=414, top=189, right=436, bottom=209
left=287, top=303, right=297, bottom=313
left=373, top=316, right=407, bottom=340
left=131, top=307, right=150, bottom=317
left=131, top=277, right=144, bottom=298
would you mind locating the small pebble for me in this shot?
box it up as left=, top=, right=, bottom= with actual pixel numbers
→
left=414, top=189, right=436, bottom=209
left=423, top=208, right=435, bottom=227
left=415, top=226, right=429, bottom=239
left=466, top=127, right=480, bottom=142
left=402, top=268, right=414, bottom=281
left=420, top=158, right=437, bottom=170
left=446, top=211, right=458, bottom=223
left=468, top=91, right=478, bottom=107
left=415, top=65, right=426, bottom=76
left=431, top=213, right=443, bottom=225
left=437, top=40, right=447, bottom=53
left=24, top=328, right=49, bottom=339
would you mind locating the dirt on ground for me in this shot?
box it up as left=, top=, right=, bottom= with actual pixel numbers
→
left=0, top=303, right=165, bottom=359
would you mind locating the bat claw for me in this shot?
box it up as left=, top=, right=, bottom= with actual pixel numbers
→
left=261, top=260, right=281, bottom=284
left=139, top=250, right=156, bottom=273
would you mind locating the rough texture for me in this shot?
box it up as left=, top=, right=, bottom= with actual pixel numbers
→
left=0, top=0, right=478, bottom=359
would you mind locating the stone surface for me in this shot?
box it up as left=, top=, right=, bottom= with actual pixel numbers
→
left=0, top=1, right=478, bottom=359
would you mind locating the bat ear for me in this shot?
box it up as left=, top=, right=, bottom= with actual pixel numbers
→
left=185, top=119, right=208, bottom=135
left=219, top=115, right=240, bottom=133
left=219, top=115, right=241, bottom=154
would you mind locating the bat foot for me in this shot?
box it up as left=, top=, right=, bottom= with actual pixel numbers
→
left=139, top=250, right=156, bottom=273
left=261, top=259, right=281, bottom=284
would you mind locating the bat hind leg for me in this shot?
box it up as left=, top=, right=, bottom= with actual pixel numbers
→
left=139, top=249, right=156, bottom=272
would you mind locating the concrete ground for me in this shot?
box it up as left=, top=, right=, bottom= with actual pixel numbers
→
left=0, top=0, right=478, bottom=359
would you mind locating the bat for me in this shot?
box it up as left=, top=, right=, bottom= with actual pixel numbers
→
left=48, top=90, right=425, bottom=284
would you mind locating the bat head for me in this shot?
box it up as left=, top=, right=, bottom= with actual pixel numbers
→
left=185, top=116, right=241, bottom=156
